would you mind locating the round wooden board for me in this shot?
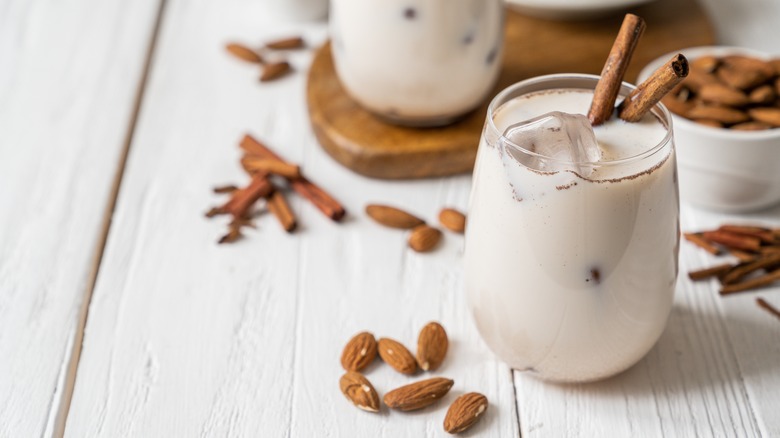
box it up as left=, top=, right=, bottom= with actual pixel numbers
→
left=307, top=0, right=714, bottom=180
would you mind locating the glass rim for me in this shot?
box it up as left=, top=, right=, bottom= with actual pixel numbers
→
left=486, top=73, right=675, bottom=168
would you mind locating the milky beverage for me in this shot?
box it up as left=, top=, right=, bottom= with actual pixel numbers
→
left=330, top=0, right=503, bottom=125
left=465, top=76, right=679, bottom=382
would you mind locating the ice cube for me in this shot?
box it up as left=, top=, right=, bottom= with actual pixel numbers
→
left=500, top=111, right=600, bottom=176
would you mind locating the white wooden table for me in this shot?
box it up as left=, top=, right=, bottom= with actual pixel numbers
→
left=2, top=0, right=779, bottom=436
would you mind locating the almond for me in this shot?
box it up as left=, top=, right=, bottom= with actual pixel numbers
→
left=260, top=61, right=292, bottom=82
left=683, top=68, right=720, bottom=92
left=749, top=84, right=777, bottom=105
left=226, top=43, right=264, bottom=64
left=438, top=208, right=466, bottom=234
left=769, top=58, right=780, bottom=76
left=698, top=83, right=749, bottom=107
left=365, top=204, right=425, bottom=229
left=378, top=338, right=417, bottom=374
left=443, top=392, right=489, bottom=434
left=731, top=121, right=774, bottom=131
left=340, top=332, right=377, bottom=372
left=716, top=61, right=773, bottom=91
left=748, top=108, right=780, bottom=127
left=383, top=377, right=454, bottom=411
left=417, top=322, right=448, bottom=371
left=661, top=94, right=694, bottom=117
left=690, top=55, right=720, bottom=74
left=693, top=119, right=723, bottom=129
left=265, top=36, right=305, bottom=50
left=408, top=225, right=442, bottom=253
left=686, top=105, right=749, bottom=125
left=339, top=371, right=380, bottom=413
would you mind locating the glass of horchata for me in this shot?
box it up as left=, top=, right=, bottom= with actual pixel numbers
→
left=465, top=74, right=680, bottom=383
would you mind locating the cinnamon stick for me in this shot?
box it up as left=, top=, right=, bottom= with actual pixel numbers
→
left=218, top=172, right=274, bottom=219
left=588, top=14, right=646, bottom=126
left=729, top=249, right=757, bottom=263
left=757, top=297, right=780, bottom=321
left=213, top=184, right=238, bottom=194
left=618, top=54, right=689, bottom=122
left=267, top=191, right=297, bottom=233
left=702, top=230, right=761, bottom=252
left=242, top=156, right=302, bottom=179
left=688, top=263, right=734, bottom=281
left=721, top=253, right=780, bottom=285
left=720, top=268, right=780, bottom=295
left=718, top=224, right=776, bottom=244
left=683, top=232, right=721, bottom=255
left=240, top=135, right=346, bottom=221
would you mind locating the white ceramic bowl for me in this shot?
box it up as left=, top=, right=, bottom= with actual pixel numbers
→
left=639, top=46, right=780, bottom=213
left=505, top=0, right=654, bottom=20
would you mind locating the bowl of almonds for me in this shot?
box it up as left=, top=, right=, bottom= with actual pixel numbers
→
left=639, top=46, right=780, bottom=212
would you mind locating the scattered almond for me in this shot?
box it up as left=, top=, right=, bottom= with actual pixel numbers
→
left=260, top=61, right=292, bottom=82
left=408, top=225, right=442, bottom=253
left=265, top=36, right=305, bottom=50
left=225, top=43, right=264, bottom=64
left=339, top=371, right=380, bottom=413
left=417, top=322, right=448, bottom=371
left=365, top=204, right=425, bottom=229
left=383, top=377, right=454, bottom=411
left=341, top=332, right=378, bottom=372
left=443, top=392, right=488, bottom=434
left=378, top=338, right=417, bottom=375
left=438, top=208, right=466, bottom=234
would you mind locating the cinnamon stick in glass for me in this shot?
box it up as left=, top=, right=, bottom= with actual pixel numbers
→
left=618, top=54, right=689, bottom=122
left=588, top=14, right=646, bottom=126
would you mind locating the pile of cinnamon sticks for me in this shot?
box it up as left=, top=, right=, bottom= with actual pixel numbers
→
left=685, top=224, right=780, bottom=320
left=206, top=134, right=345, bottom=243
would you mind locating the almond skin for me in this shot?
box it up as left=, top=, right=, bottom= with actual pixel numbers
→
left=365, top=204, right=425, bottom=229
left=417, top=322, right=448, bottom=371
left=340, top=332, right=377, bottom=372
left=383, top=377, right=454, bottom=411
left=408, top=225, right=442, bottom=253
left=260, top=61, right=292, bottom=82
left=438, top=208, right=466, bottom=234
left=225, top=43, right=264, bottom=64
left=339, top=371, right=380, bottom=413
left=378, top=338, right=417, bottom=375
left=444, top=393, right=488, bottom=434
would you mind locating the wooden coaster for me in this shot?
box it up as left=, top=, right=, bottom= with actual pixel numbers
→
left=307, top=0, right=714, bottom=179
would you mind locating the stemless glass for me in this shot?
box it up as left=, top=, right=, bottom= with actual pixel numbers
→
left=329, top=0, right=504, bottom=127
left=465, top=74, right=680, bottom=383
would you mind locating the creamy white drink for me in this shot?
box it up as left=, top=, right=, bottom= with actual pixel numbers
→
left=330, top=0, right=504, bottom=126
left=465, top=75, right=680, bottom=382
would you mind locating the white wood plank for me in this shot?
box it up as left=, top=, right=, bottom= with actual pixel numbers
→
left=512, top=205, right=780, bottom=437
left=63, top=0, right=520, bottom=435
left=0, top=0, right=161, bottom=436
left=680, top=203, right=780, bottom=437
